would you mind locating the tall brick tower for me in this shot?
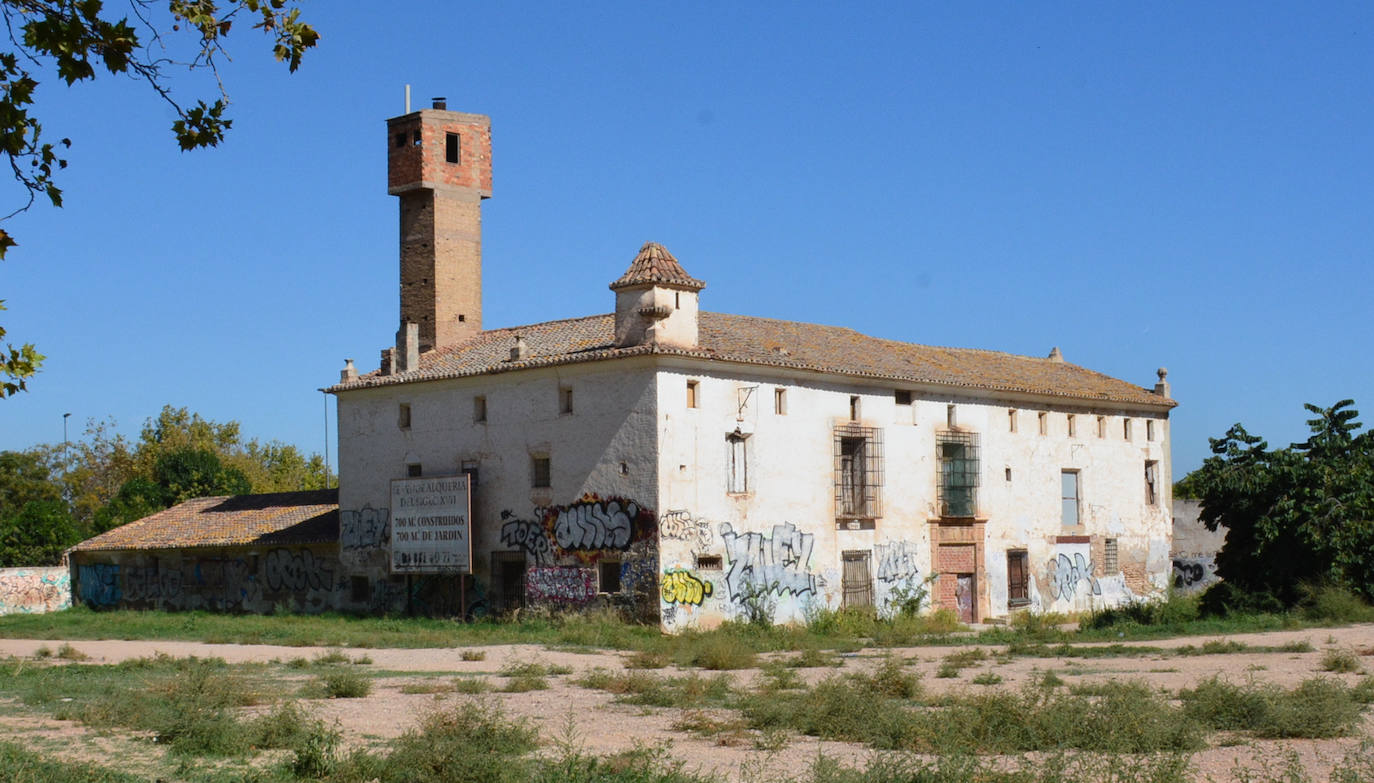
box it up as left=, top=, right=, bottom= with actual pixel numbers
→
left=387, top=98, right=492, bottom=354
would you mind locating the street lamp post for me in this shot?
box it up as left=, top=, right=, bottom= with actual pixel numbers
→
left=63, top=412, right=71, bottom=447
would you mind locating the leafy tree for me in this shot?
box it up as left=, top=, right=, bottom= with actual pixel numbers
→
left=0, top=449, right=76, bottom=565
left=0, top=1, right=319, bottom=396
left=93, top=447, right=250, bottom=531
left=0, top=498, right=80, bottom=565
left=1193, top=400, right=1374, bottom=609
left=48, top=405, right=331, bottom=531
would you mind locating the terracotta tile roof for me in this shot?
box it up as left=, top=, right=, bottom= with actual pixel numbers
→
left=329, top=313, right=1174, bottom=409
left=609, top=242, right=706, bottom=291
left=71, top=490, right=339, bottom=553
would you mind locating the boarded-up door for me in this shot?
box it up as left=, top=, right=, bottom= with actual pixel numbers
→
left=841, top=551, right=873, bottom=608
left=955, top=574, right=975, bottom=623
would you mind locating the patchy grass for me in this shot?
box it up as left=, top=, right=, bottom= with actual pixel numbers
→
left=500, top=659, right=573, bottom=677
left=1180, top=676, right=1366, bottom=738
left=972, top=672, right=1004, bottom=686
left=400, top=678, right=454, bottom=695
left=460, top=648, right=487, bottom=661
left=623, top=650, right=670, bottom=669
left=499, top=674, right=549, bottom=692
left=454, top=677, right=491, bottom=694
left=0, top=742, right=144, bottom=782
left=53, top=643, right=89, bottom=661
left=742, top=676, right=1202, bottom=754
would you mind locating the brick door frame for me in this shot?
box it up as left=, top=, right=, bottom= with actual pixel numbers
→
left=929, top=519, right=986, bottom=623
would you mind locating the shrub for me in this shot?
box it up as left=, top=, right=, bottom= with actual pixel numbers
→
left=454, top=678, right=490, bottom=694
left=320, top=669, right=372, bottom=698
left=461, top=649, right=487, bottom=661
left=971, top=672, right=1003, bottom=685
left=346, top=701, right=538, bottom=783
left=500, top=674, right=548, bottom=692
left=1083, top=591, right=1199, bottom=629
left=858, top=655, right=921, bottom=699
left=1322, top=648, right=1364, bottom=674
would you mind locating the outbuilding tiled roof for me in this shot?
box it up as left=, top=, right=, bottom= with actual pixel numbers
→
left=71, top=490, right=339, bottom=552
left=329, top=312, right=1174, bottom=409
left=609, top=242, right=707, bottom=291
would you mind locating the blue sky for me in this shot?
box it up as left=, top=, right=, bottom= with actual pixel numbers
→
left=1, top=2, right=1370, bottom=476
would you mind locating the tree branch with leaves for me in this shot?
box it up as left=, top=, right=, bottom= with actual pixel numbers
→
left=0, top=0, right=318, bottom=396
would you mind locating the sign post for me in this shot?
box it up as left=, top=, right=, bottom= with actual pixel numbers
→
left=389, top=476, right=472, bottom=576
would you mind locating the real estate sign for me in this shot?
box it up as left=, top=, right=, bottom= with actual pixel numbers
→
left=389, top=476, right=471, bottom=574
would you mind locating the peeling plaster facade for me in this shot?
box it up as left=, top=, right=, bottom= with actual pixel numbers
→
left=324, top=100, right=1177, bottom=630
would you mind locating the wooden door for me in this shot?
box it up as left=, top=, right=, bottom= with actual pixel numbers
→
left=841, top=551, right=873, bottom=608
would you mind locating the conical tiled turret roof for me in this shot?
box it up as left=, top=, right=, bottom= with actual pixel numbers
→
left=609, top=242, right=706, bottom=292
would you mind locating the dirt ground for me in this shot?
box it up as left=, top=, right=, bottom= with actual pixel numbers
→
left=2, top=625, right=1373, bottom=782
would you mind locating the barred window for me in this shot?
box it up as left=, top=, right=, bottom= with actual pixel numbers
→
left=834, top=424, right=882, bottom=518
left=531, top=456, right=551, bottom=489
left=937, top=431, right=980, bottom=518
left=1104, top=538, right=1119, bottom=573
left=1007, top=550, right=1030, bottom=606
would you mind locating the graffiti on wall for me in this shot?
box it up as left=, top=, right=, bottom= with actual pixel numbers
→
left=78, top=563, right=121, bottom=606
left=551, top=499, right=638, bottom=551
left=341, top=506, right=390, bottom=550
left=122, top=565, right=184, bottom=603
left=719, top=521, right=817, bottom=600
left=0, top=568, right=71, bottom=615
left=1172, top=557, right=1217, bottom=591
left=499, top=511, right=553, bottom=566
left=659, top=510, right=713, bottom=551
left=875, top=540, right=921, bottom=583
left=525, top=566, right=597, bottom=603
left=1047, top=552, right=1101, bottom=601
left=661, top=569, right=713, bottom=605
left=498, top=495, right=656, bottom=564
left=264, top=548, right=334, bottom=592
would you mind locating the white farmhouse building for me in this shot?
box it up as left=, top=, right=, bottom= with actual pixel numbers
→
left=323, top=101, right=1177, bottom=630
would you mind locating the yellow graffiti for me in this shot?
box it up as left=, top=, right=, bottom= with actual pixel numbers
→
left=661, top=569, right=713, bottom=605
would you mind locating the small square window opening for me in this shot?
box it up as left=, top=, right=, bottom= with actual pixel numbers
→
left=774, top=388, right=787, bottom=415
left=849, top=396, right=861, bottom=421
left=407, top=463, right=422, bottom=478
left=1147, top=420, right=1156, bottom=441
left=947, top=403, right=957, bottom=428
left=1097, top=415, right=1106, bottom=438
left=398, top=403, right=411, bottom=430
left=686, top=380, right=699, bottom=409
left=1145, top=460, right=1159, bottom=505
left=1104, top=538, right=1119, bottom=573
left=473, top=395, right=487, bottom=423
left=895, top=390, right=912, bottom=406
left=531, top=456, right=551, bottom=489
left=1008, top=409, right=1018, bottom=433
left=559, top=386, right=573, bottom=414
left=1067, top=414, right=1076, bottom=438
left=1123, top=419, right=1133, bottom=440
left=1038, top=411, right=1048, bottom=436
left=411, top=129, right=421, bottom=146
left=599, top=560, right=622, bottom=593
left=445, top=132, right=460, bottom=163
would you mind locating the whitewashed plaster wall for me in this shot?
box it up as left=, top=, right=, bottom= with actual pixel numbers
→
left=335, top=359, right=661, bottom=612
left=653, top=359, right=1174, bottom=630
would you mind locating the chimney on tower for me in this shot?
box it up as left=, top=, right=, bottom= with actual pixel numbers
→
left=385, top=99, right=492, bottom=367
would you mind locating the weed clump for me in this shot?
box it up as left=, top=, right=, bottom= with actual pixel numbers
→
left=1180, top=676, right=1365, bottom=738
left=1322, top=648, right=1364, bottom=674
left=319, top=669, right=372, bottom=698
